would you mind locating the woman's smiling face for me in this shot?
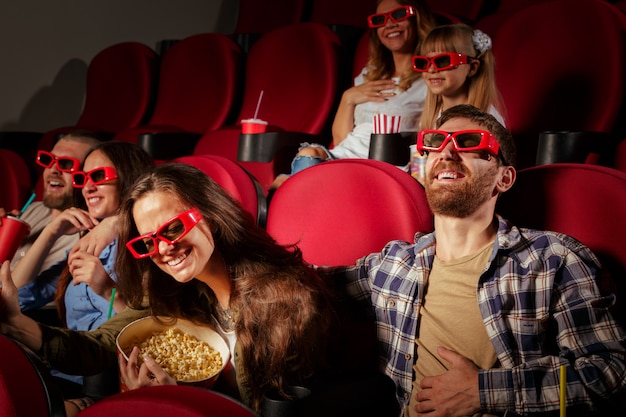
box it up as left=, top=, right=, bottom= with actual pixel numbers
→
left=375, top=0, right=417, bottom=55
left=81, top=150, right=120, bottom=219
left=132, top=191, right=215, bottom=284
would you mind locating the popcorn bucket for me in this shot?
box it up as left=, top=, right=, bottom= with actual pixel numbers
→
left=116, top=316, right=230, bottom=391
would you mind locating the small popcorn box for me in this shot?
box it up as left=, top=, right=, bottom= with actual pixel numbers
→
left=372, top=113, right=402, bottom=134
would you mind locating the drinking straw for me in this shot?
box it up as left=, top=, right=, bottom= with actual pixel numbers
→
left=560, top=364, right=566, bottom=417
left=107, top=287, right=117, bottom=319
left=253, top=90, right=264, bottom=119
left=18, top=192, right=37, bottom=218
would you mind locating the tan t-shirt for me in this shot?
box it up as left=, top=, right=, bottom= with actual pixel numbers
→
left=408, top=241, right=498, bottom=417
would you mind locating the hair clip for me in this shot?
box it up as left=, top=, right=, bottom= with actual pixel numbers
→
left=472, top=29, right=492, bottom=55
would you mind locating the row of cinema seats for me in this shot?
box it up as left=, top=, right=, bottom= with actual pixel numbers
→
left=3, top=156, right=626, bottom=416
left=2, top=0, right=626, bottom=200
left=2, top=1, right=626, bottom=414
left=1, top=20, right=347, bottom=197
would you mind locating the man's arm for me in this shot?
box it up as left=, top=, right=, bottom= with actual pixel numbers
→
left=12, top=208, right=98, bottom=288
left=480, top=238, right=626, bottom=414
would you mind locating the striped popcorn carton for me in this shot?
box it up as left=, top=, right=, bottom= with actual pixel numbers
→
left=372, top=114, right=401, bottom=134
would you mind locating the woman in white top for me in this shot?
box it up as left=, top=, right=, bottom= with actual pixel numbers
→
left=270, top=0, right=436, bottom=189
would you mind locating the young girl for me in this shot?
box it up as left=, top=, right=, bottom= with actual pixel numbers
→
left=414, top=23, right=505, bottom=131
left=271, top=0, right=436, bottom=189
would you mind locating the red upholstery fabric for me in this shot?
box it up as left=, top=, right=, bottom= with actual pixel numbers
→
left=77, top=42, right=157, bottom=131
left=114, top=33, right=241, bottom=144
left=499, top=163, right=626, bottom=266
left=352, top=29, right=370, bottom=80
left=495, top=0, right=558, bottom=12
left=498, top=163, right=626, bottom=326
left=76, top=385, right=258, bottom=417
left=489, top=0, right=626, bottom=168
left=0, top=335, right=65, bottom=417
left=194, top=22, right=341, bottom=191
left=0, top=149, right=32, bottom=212
left=425, top=0, right=485, bottom=22
left=40, top=42, right=157, bottom=148
left=615, top=139, right=626, bottom=173
left=265, top=159, right=433, bottom=266
left=172, top=155, right=266, bottom=226
left=234, top=0, right=305, bottom=34
left=308, top=0, right=375, bottom=28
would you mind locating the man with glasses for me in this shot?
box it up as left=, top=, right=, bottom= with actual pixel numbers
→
left=0, top=131, right=101, bottom=311
left=323, top=104, right=626, bottom=415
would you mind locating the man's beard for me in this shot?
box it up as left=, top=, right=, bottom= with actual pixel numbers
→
left=425, top=162, right=498, bottom=218
left=42, top=181, right=74, bottom=211
left=43, top=192, right=73, bottom=211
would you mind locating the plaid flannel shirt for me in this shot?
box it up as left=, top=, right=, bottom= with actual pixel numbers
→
left=324, top=216, right=626, bottom=414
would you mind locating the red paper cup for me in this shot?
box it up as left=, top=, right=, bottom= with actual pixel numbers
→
left=0, top=215, right=30, bottom=263
left=241, top=118, right=268, bottom=134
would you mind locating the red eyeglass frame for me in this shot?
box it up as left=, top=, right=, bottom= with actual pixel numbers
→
left=71, top=166, right=119, bottom=188
left=417, top=130, right=501, bottom=158
left=126, top=207, right=204, bottom=259
left=36, top=150, right=81, bottom=173
left=412, top=53, right=476, bottom=72
left=367, top=5, right=416, bottom=28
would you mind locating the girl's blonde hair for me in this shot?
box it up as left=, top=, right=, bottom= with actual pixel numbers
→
left=364, top=0, right=435, bottom=91
left=418, top=24, right=505, bottom=130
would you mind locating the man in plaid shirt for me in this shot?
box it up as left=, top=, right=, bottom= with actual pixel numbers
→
left=323, top=105, right=626, bottom=416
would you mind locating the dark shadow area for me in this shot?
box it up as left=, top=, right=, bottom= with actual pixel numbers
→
left=1, top=58, right=87, bottom=132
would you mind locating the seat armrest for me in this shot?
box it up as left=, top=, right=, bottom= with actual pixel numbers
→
left=137, top=132, right=202, bottom=160
left=368, top=131, right=416, bottom=166
left=536, top=131, right=621, bottom=166
left=237, top=131, right=323, bottom=163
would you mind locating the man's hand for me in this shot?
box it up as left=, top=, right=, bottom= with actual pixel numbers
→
left=0, top=208, right=21, bottom=224
left=414, top=346, right=481, bottom=416
left=0, top=261, right=22, bottom=327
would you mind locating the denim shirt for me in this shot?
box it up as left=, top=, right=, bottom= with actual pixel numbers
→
left=64, top=237, right=119, bottom=331
left=18, top=260, right=65, bottom=311
left=324, top=216, right=626, bottom=414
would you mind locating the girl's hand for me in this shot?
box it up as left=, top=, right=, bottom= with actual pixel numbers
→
left=46, top=207, right=100, bottom=239
left=71, top=215, right=119, bottom=257
left=119, top=346, right=177, bottom=390
left=68, top=250, right=113, bottom=297
left=342, top=79, right=397, bottom=106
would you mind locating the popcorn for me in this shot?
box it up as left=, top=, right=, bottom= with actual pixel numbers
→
left=138, top=327, right=223, bottom=382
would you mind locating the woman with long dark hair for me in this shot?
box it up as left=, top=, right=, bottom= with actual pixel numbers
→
left=117, top=163, right=335, bottom=411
